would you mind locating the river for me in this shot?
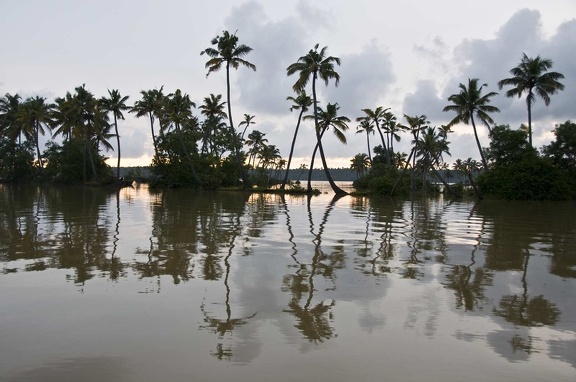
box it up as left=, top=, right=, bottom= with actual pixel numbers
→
left=1, top=183, right=575, bottom=381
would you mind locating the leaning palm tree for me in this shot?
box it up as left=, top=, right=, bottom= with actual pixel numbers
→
left=201, top=30, right=256, bottom=188
left=100, top=89, right=130, bottom=179
left=443, top=78, right=500, bottom=170
left=498, top=53, right=565, bottom=147
left=281, top=91, right=313, bottom=190
left=286, top=44, right=347, bottom=195
left=356, top=119, right=375, bottom=164
left=239, top=113, right=255, bottom=140
left=303, top=103, right=350, bottom=192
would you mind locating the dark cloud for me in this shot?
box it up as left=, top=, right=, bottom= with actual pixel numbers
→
left=402, top=80, right=446, bottom=123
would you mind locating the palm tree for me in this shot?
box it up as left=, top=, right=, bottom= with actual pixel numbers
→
left=414, top=126, right=457, bottom=196
left=201, top=30, right=256, bottom=188
left=443, top=78, right=500, bottom=169
left=198, top=93, right=227, bottom=156
left=131, top=87, right=165, bottom=158
left=350, top=153, right=370, bottom=178
left=0, top=93, right=22, bottom=143
left=357, top=107, right=391, bottom=165
left=356, top=119, right=375, bottom=164
left=164, top=89, right=201, bottom=184
left=245, top=129, right=268, bottom=169
left=100, top=89, right=130, bottom=179
left=239, top=113, right=255, bottom=140
left=281, top=91, right=313, bottom=190
left=498, top=53, right=565, bottom=147
left=16, top=96, right=53, bottom=171
left=303, top=103, right=350, bottom=192
left=286, top=44, right=347, bottom=195
left=382, top=110, right=402, bottom=155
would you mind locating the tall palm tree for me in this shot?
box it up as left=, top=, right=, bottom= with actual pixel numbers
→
left=245, top=129, right=268, bottom=169
left=281, top=91, right=313, bottom=190
left=239, top=113, right=255, bottom=140
left=443, top=78, right=500, bottom=169
left=131, top=87, right=164, bottom=158
left=356, top=119, right=375, bottom=164
left=357, top=107, right=391, bottom=165
left=498, top=53, right=565, bottom=147
left=303, top=103, right=350, bottom=192
left=286, top=44, right=347, bottom=195
left=100, top=89, right=130, bottom=179
left=201, top=30, right=256, bottom=188
left=16, top=96, right=53, bottom=171
left=382, top=110, right=402, bottom=155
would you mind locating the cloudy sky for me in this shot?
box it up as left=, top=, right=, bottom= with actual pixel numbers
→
left=1, top=0, right=575, bottom=168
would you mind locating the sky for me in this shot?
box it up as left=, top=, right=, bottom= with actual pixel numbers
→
left=1, top=0, right=575, bottom=168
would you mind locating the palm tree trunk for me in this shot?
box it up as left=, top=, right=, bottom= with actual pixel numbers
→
left=375, top=121, right=391, bottom=166
left=34, top=122, right=44, bottom=172
left=471, top=116, right=488, bottom=170
left=366, top=132, right=372, bottom=164
left=114, top=115, right=121, bottom=179
left=226, top=62, right=251, bottom=188
left=281, top=109, right=305, bottom=190
left=527, top=96, right=533, bottom=147
left=311, top=74, right=346, bottom=196
left=149, top=112, right=158, bottom=158
left=176, top=123, right=201, bottom=185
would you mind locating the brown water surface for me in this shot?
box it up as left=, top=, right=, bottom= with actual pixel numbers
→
left=1, top=183, right=575, bottom=381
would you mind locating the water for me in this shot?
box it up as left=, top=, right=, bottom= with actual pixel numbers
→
left=1, top=183, right=575, bottom=381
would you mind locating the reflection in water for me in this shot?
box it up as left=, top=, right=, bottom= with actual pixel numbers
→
left=1, top=184, right=576, bottom=380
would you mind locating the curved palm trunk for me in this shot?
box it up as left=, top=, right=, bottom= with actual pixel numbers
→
left=113, top=115, right=121, bottom=179
left=526, top=93, right=533, bottom=147
left=226, top=62, right=251, bottom=188
left=366, top=131, right=372, bottom=164
left=311, top=75, right=347, bottom=196
left=34, top=122, right=44, bottom=172
left=306, top=128, right=326, bottom=193
left=148, top=112, right=158, bottom=158
left=470, top=116, right=488, bottom=170
left=281, top=108, right=305, bottom=190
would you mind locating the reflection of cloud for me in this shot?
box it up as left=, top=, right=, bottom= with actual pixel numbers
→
left=9, top=357, right=127, bottom=382
left=549, top=339, right=576, bottom=369
left=486, top=330, right=532, bottom=363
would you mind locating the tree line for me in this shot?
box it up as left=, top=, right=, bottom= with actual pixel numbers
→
left=1, top=31, right=574, bottom=199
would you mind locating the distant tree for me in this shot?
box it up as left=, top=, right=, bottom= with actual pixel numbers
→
left=202, top=30, right=256, bottom=188
left=498, top=54, right=565, bottom=147
left=350, top=153, right=370, bottom=178
left=443, top=78, right=500, bottom=169
left=239, top=113, right=255, bottom=140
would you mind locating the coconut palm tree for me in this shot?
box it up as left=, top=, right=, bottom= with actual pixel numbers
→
left=350, top=153, right=370, bottom=178
left=356, top=119, right=375, bottom=164
left=16, top=96, right=53, bottom=171
left=443, top=78, right=500, bottom=169
left=303, top=103, right=350, bottom=192
left=131, top=87, right=165, bottom=158
left=357, top=107, right=391, bottom=165
left=198, top=93, right=227, bottom=156
left=281, top=91, right=313, bottom=190
left=164, top=89, right=201, bottom=184
left=498, top=53, right=565, bottom=147
left=286, top=44, right=347, bottom=195
left=239, top=113, right=255, bottom=140
left=100, top=89, right=130, bottom=179
left=414, top=126, right=457, bottom=196
left=245, top=129, right=268, bottom=169
left=382, top=110, right=402, bottom=155
left=0, top=93, right=22, bottom=143
left=201, top=30, right=256, bottom=188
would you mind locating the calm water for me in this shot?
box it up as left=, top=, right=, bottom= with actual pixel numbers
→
left=1, top=183, right=575, bottom=382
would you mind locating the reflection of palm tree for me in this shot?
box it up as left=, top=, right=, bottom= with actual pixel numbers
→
left=283, top=195, right=344, bottom=342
